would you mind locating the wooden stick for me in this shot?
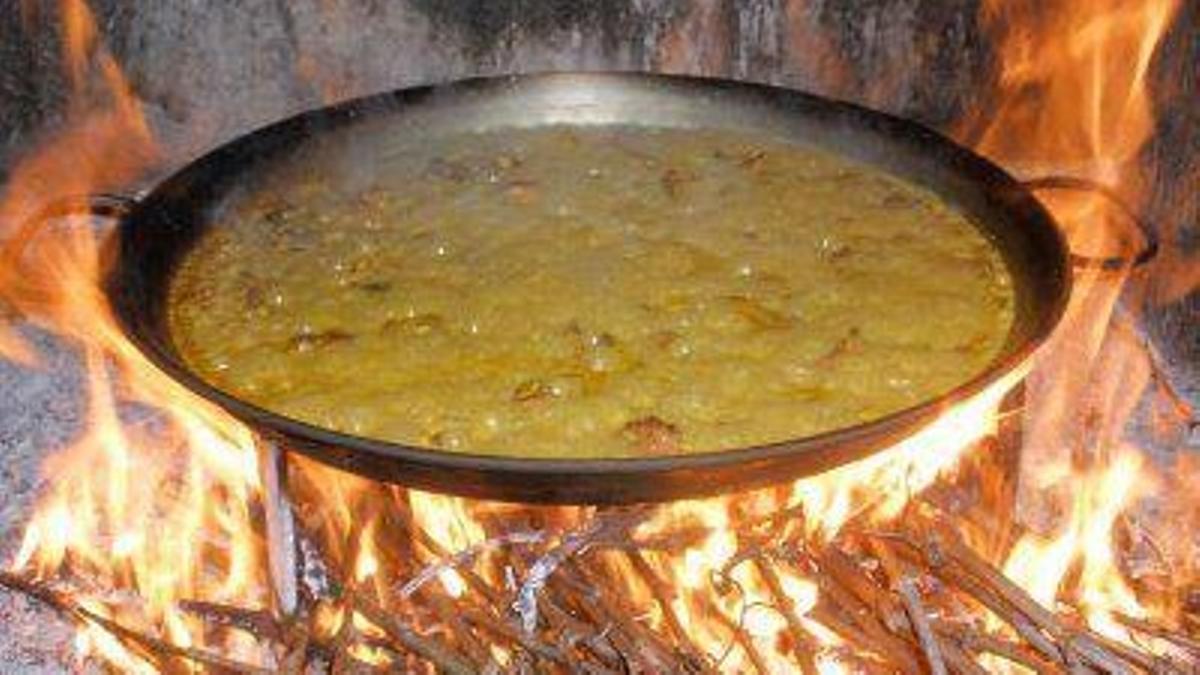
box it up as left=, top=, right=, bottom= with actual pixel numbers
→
left=506, top=542, right=637, bottom=669
left=809, top=601, right=910, bottom=672
left=624, top=549, right=687, bottom=641
left=400, top=501, right=508, bottom=608
left=567, top=557, right=685, bottom=672
left=710, top=600, right=772, bottom=675
left=177, top=599, right=281, bottom=642
left=915, top=528, right=1162, bottom=674
left=808, top=551, right=924, bottom=672
left=1113, top=611, right=1200, bottom=655
left=936, top=562, right=1066, bottom=666
left=350, top=591, right=475, bottom=675
left=896, top=577, right=949, bottom=675
left=624, top=549, right=716, bottom=673
left=938, top=540, right=1154, bottom=673
left=938, top=638, right=989, bottom=675
left=278, top=624, right=309, bottom=675
left=421, top=511, right=639, bottom=672
left=752, top=554, right=819, bottom=675
left=933, top=620, right=1066, bottom=674
left=538, top=564, right=641, bottom=667
left=0, top=571, right=273, bottom=674
left=460, top=607, right=571, bottom=665
left=819, top=546, right=908, bottom=630
left=257, top=439, right=298, bottom=617
left=418, top=586, right=498, bottom=670
left=539, top=584, right=624, bottom=667
left=867, top=538, right=948, bottom=675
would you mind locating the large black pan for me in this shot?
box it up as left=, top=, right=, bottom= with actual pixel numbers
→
left=101, top=73, right=1070, bottom=504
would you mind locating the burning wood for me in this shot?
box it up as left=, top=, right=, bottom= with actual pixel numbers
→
left=0, top=0, right=1196, bottom=673
left=4, top=478, right=1198, bottom=673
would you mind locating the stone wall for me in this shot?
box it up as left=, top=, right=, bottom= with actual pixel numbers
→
left=0, top=1, right=999, bottom=169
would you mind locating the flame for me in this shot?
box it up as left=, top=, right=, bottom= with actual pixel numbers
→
left=1, top=3, right=153, bottom=367
left=962, top=0, right=1188, bottom=656
left=1, top=1, right=266, bottom=667
left=1, top=0, right=1191, bottom=671
left=408, top=492, right=485, bottom=597
left=623, top=369, right=1020, bottom=671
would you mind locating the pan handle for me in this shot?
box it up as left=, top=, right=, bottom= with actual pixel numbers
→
left=8, top=192, right=138, bottom=252
left=22, top=192, right=138, bottom=223
left=1020, top=176, right=1158, bottom=272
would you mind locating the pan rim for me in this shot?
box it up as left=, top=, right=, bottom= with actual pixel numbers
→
left=107, top=71, right=1071, bottom=502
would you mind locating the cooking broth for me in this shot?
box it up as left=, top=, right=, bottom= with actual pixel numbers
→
left=169, top=126, right=1015, bottom=458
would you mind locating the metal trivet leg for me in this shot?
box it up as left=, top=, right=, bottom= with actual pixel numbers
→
left=257, top=438, right=299, bottom=617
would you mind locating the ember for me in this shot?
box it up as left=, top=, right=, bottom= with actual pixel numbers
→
left=0, top=0, right=1195, bottom=673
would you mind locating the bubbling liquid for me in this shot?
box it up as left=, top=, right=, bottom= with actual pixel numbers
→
left=170, top=126, right=1014, bottom=458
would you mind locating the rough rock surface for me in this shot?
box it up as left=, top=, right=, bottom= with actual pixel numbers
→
left=0, top=330, right=84, bottom=671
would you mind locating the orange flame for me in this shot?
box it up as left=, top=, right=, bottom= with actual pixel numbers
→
left=0, top=0, right=155, bottom=359
left=1, top=0, right=1191, bottom=671
left=2, top=1, right=266, bottom=668
left=962, top=0, right=1187, bottom=650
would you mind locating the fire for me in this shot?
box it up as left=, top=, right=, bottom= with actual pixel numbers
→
left=791, top=366, right=1025, bottom=538
left=408, top=492, right=486, bottom=597
left=0, top=0, right=1192, bottom=672
left=2, top=1, right=266, bottom=668
left=960, top=0, right=1188, bottom=651
left=617, top=369, right=1021, bottom=670
left=1001, top=444, right=1151, bottom=623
